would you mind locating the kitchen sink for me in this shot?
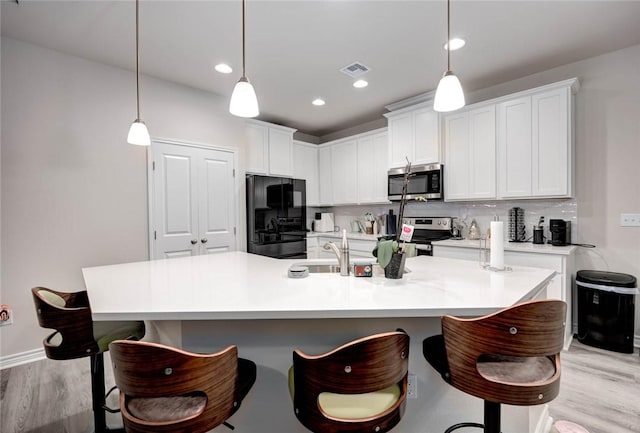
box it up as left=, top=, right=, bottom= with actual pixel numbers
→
left=289, top=261, right=409, bottom=275
left=303, top=263, right=342, bottom=273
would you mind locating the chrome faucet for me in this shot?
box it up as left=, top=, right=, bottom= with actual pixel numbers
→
left=323, top=229, right=350, bottom=276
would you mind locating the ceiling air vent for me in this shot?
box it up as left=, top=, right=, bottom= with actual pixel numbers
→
left=340, top=62, right=370, bottom=78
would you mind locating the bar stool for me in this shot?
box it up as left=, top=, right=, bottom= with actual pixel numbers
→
left=289, top=330, right=410, bottom=433
left=109, top=340, right=256, bottom=433
left=423, top=299, right=566, bottom=433
left=31, top=286, right=146, bottom=433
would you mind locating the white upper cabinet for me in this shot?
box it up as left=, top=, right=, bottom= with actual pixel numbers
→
left=292, top=141, right=320, bottom=206
left=245, top=120, right=296, bottom=177
left=497, top=96, right=533, bottom=198
left=442, top=78, right=578, bottom=201
left=357, top=131, right=389, bottom=204
left=385, top=103, right=440, bottom=168
left=331, top=140, right=358, bottom=205
left=532, top=87, right=570, bottom=197
left=318, top=146, right=333, bottom=206
left=444, top=105, right=496, bottom=201
left=246, top=122, right=269, bottom=174
left=316, top=128, right=389, bottom=206
left=498, top=83, right=574, bottom=199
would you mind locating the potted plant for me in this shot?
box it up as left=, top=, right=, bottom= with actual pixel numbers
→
left=374, top=159, right=412, bottom=279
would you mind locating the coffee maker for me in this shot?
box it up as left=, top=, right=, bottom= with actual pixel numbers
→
left=549, top=219, right=571, bottom=246
left=314, top=212, right=335, bottom=233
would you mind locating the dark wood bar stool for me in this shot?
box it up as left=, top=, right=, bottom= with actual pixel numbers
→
left=423, top=299, right=566, bottom=433
left=289, top=330, right=410, bottom=433
left=109, top=340, right=256, bottom=433
left=31, top=286, right=145, bottom=433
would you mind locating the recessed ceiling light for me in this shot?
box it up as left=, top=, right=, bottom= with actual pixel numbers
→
left=444, top=38, right=466, bottom=51
left=353, top=80, right=369, bottom=88
left=312, top=98, right=326, bottom=106
left=214, top=63, right=233, bottom=74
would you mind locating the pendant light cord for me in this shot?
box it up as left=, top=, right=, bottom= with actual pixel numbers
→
left=446, top=0, right=451, bottom=71
left=135, top=0, right=141, bottom=121
left=242, top=0, right=246, bottom=78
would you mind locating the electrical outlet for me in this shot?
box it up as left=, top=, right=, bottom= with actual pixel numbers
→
left=0, top=305, right=13, bottom=326
left=407, top=373, right=417, bottom=399
left=620, top=213, right=640, bottom=227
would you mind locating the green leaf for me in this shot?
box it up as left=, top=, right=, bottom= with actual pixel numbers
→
left=375, top=240, right=398, bottom=268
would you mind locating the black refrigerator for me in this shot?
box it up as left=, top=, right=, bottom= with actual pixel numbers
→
left=246, top=174, right=307, bottom=259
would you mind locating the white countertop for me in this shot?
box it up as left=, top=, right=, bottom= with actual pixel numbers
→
left=432, top=238, right=577, bottom=255
left=82, top=252, right=555, bottom=322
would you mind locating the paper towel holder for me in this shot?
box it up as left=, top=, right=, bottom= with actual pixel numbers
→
left=478, top=238, right=512, bottom=272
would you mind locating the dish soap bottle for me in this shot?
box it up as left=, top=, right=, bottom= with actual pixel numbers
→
left=468, top=219, right=481, bottom=240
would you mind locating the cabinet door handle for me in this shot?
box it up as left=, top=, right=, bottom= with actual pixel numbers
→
left=190, top=239, right=198, bottom=245
left=201, top=238, right=208, bottom=244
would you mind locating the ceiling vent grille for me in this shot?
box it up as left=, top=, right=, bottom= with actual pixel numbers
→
left=340, top=62, right=370, bottom=78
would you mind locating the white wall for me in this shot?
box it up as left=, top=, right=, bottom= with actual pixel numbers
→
left=0, top=37, right=247, bottom=360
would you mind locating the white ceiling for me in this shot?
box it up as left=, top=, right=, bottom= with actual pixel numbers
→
left=3, top=1, right=640, bottom=137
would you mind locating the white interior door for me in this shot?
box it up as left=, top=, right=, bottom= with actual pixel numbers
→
left=199, top=151, right=236, bottom=254
left=150, top=141, right=237, bottom=259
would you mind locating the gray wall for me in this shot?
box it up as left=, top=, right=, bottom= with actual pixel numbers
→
left=0, top=37, right=247, bottom=360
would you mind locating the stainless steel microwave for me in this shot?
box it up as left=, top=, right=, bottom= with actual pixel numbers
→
left=388, top=163, right=443, bottom=201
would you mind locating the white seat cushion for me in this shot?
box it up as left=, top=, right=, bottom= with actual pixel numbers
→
left=318, top=384, right=401, bottom=419
left=288, top=366, right=401, bottom=420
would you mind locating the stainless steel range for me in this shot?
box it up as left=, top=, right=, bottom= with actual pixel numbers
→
left=401, top=217, right=453, bottom=256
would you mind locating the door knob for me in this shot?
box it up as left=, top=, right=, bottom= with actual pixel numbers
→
left=190, top=239, right=198, bottom=245
left=201, top=238, right=208, bottom=244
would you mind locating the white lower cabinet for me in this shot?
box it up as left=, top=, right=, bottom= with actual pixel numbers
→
left=432, top=244, right=575, bottom=349
left=306, top=236, right=319, bottom=259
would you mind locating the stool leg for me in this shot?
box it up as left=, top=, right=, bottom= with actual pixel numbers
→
left=483, top=401, right=501, bottom=433
left=91, top=354, right=126, bottom=433
left=91, top=354, right=107, bottom=433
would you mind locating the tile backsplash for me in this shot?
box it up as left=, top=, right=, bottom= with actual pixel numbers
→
left=310, top=198, right=577, bottom=243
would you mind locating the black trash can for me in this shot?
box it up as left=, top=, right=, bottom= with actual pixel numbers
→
left=576, top=270, right=637, bottom=353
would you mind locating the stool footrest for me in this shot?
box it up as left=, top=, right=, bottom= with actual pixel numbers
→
left=444, top=422, right=484, bottom=433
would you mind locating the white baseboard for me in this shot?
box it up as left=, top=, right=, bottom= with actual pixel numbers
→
left=0, top=348, right=46, bottom=370
left=635, top=334, right=640, bottom=349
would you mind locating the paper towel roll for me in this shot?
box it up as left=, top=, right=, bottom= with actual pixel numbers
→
left=490, top=221, right=505, bottom=270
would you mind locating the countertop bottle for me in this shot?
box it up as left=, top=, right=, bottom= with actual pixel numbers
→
left=468, top=219, right=481, bottom=240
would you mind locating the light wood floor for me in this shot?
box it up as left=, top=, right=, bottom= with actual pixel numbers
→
left=548, top=341, right=640, bottom=433
left=1, top=340, right=638, bottom=433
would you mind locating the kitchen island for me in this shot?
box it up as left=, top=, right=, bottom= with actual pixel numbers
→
left=82, top=252, right=557, bottom=433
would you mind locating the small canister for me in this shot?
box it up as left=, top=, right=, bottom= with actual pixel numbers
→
left=353, top=262, right=373, bottom=277
left=533, top=226, right=544, bottom=244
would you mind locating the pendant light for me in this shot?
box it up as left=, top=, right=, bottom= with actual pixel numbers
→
left=127, top=0, right=151, bottom=146
left=229, top=0, right=259, bottom=118
left=434, top=0, right=465, bottom=112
